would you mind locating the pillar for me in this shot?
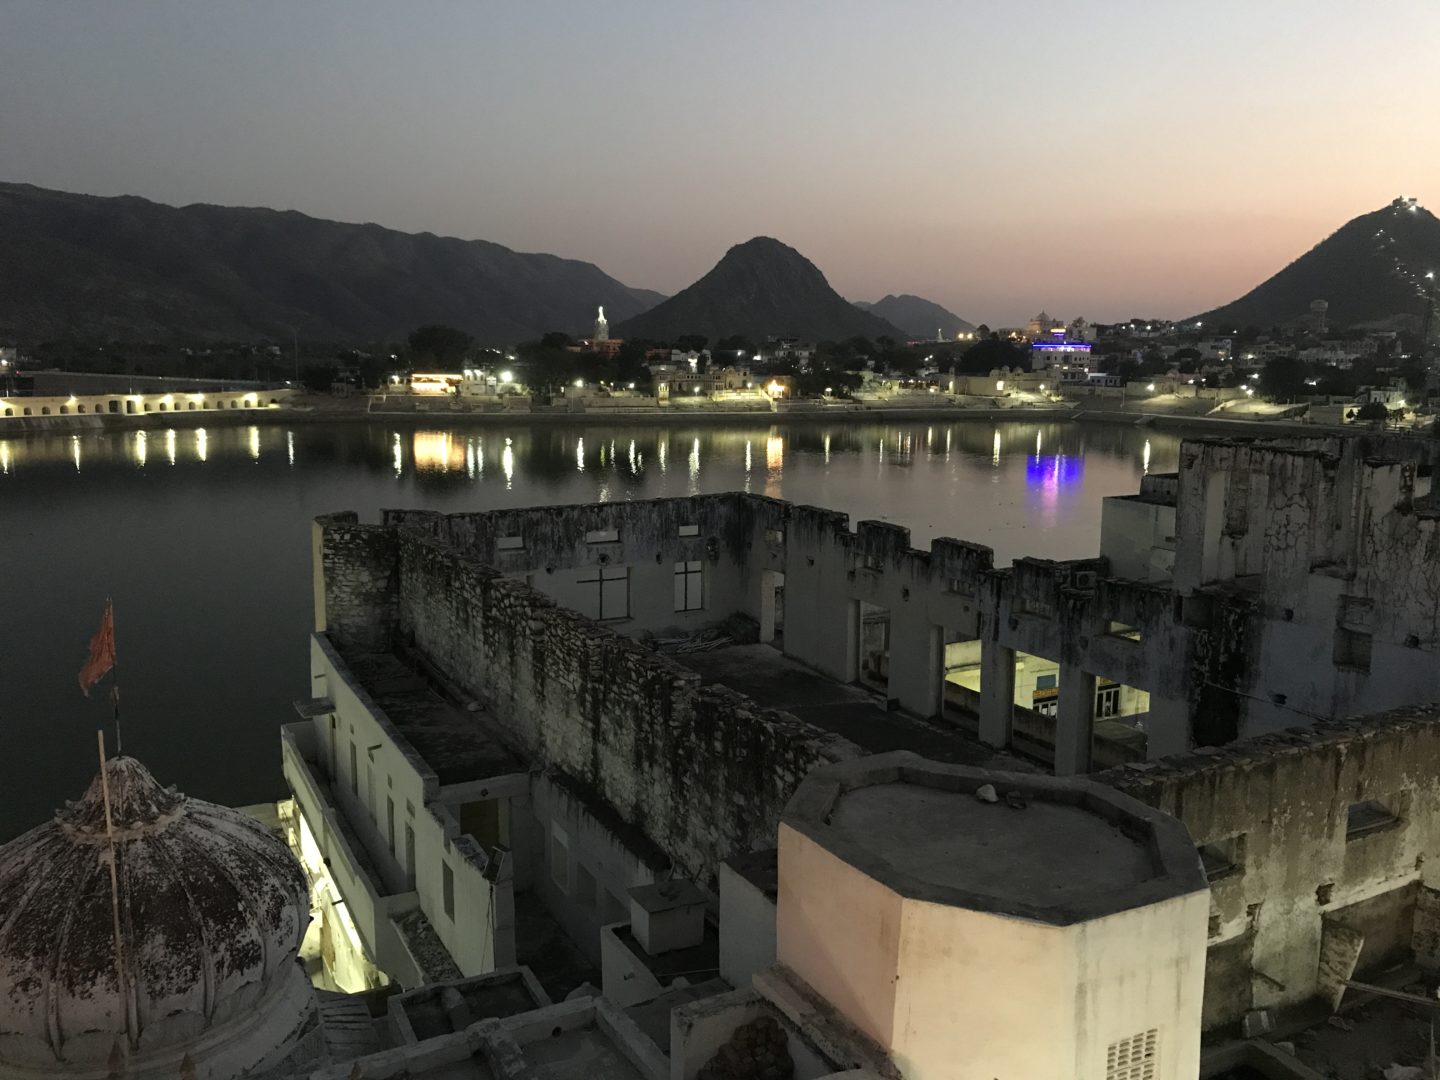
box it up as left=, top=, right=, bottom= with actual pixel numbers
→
left=979, top=639, right=1016, bottom=748
left=1055, top=663, right=1096, bottom=775
left=1145, top=695, right=1191, bottom=759
left=759, top=570, right=778, bottom=644
left=890, top=619, right=943, bottom=718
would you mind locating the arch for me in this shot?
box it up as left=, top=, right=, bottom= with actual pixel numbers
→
left=59, top=406, right=69, bottom=415
left=41, top=407, right=51, bottom=416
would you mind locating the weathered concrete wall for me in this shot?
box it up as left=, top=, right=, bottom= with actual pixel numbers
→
left=385, top=495, right=786, bottom=639
left=1099, top=703, right=1440, bottom=1030
left=353, top=525, right=855, bottom=884
left=1169, top=439, right=1440, bottom=738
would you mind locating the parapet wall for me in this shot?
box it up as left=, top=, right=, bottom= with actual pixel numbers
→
left=317, top=514, right=855, bottom=883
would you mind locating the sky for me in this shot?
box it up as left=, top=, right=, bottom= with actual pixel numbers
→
left=2, top=1, right=1439, bottom=326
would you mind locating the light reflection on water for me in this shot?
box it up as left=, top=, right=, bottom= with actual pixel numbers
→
left=0, top=419, right=1177, bottom=840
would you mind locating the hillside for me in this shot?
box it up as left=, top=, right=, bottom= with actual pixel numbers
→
left=1192, top=197, right=1440, bottom=331
left=855, top=293, right=974, bottom=339
left=0, top=182, right=664, bottom=344
left=614, top=237, right=905, bottom=342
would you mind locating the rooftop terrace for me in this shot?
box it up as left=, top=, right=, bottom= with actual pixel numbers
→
left=342, top=651, right=524, bottom=785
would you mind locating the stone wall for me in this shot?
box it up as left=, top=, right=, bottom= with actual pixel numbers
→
left=314, top=513, right=400, bottom=654
left=318, top=515, right=854, bottom=884
left=384, top=495, right=787, bottom=639
left=1099, top=703, right=1440, bottom=1030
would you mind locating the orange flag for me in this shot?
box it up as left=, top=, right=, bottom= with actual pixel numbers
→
left=79, top=603, right=116, bottom=697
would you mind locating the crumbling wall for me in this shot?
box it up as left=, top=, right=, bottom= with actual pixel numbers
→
left=387, top=528, right=854, bottom=883
left=316, top=512, right=400, bottom=654
left=1099, top=703, right=1440, bottom=1030
left=384, top=495, right=787, bottom=639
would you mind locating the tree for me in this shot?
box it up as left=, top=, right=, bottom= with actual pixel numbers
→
left=408, top=325, right=474, bottom=368
left=676, top=334, right=708, bottom=354
left=1258, top=356, right=1309, bottom=401
left=956, top=337, right=1026, bottom=375
left=716, top=335, right=754, bottom=355
left=300, top=363, right=338, bottom=393
left=540, top=331, right=573, bottom=350
left=1172, top=347, right=1201, bottom=366
left=1356, top=401, right=1389, bottom=425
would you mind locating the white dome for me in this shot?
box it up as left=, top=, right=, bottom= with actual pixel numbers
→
left=0, top=757, right=314, bottom=1077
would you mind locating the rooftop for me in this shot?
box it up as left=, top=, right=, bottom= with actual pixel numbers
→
left=783, top=751, right=1208, bottom=925
left=676, top=643, right=1004, bottom=767
left=342, top=651, right=524, bottom=785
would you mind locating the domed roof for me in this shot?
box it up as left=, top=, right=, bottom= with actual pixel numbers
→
left=0, top=756, right=310, bottom=1074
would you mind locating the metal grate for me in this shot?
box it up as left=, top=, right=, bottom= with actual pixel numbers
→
left=1106, top=1029, right=1158, bottom=1080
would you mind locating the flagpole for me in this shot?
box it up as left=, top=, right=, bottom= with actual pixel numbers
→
left=96, top=729, right=132, bottom=1070
left=108, top=598, right=122, bottom=756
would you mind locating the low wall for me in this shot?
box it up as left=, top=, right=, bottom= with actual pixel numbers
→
left=1098, top=703, right=1440, bottom=1030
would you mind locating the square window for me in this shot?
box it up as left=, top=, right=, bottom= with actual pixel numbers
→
left=678, top=524, right=700, bottom=537
left=1108, top=620, right=1142, bottom=642
left=577, top=566, right=630, bottom=620
left=1346, top=799, right=1397, bottom=839
left=496, top=535, right=524, bottom=551
left=1096, top=684, right=1121, bottom=719
left=1197, top=834, right=1245, bottom=881
left=442, top=862, right=455, bottom=920
left=674, top=561, right=703, bottom=612
left=585, top=528, right=619, bottom=544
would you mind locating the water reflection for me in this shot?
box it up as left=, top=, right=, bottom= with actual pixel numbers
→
left=0, top=419, right=1173, bottom=504
left=0, top=417, right=1178, bottom=840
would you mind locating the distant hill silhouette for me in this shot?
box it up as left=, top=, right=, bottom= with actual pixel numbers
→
left=614, top=237, right=905, bottom=342
left=0, top=182, right=664, bottom=344
left=855, top=293, right=974, bottom=339
left=1192, top=197, right=1440, bottom=331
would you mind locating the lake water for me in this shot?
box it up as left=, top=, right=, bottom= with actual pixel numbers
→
left=0, top=418, right=1178, bottom=838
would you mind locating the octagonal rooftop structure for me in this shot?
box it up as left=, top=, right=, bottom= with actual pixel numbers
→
left=776, top=752, right=1210, bottom=1080
left=781, top=750, right=1206, bottom=925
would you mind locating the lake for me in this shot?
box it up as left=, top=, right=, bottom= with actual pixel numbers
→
left=0, top=418, right=1177, bottom=838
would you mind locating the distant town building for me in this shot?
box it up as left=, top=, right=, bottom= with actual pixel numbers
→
left=1025, top=310, right=1064, bottom=339
left=1309, top=298, right=1329, bottom=335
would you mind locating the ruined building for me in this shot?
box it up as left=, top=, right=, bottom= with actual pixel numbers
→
left=280, top=432, right=1440, bottom=1076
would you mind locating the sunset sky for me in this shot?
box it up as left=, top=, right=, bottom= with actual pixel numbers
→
left=3, top=1, right=1437, bottom=325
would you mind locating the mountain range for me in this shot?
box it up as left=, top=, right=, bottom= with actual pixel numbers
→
left=0, top=182, right=664, bottom=344
left=854, top=294, right=975, bottom=339
left=1192, top=197, right=1440, bottom=331
left=615, top=237, right=906, bottom=343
